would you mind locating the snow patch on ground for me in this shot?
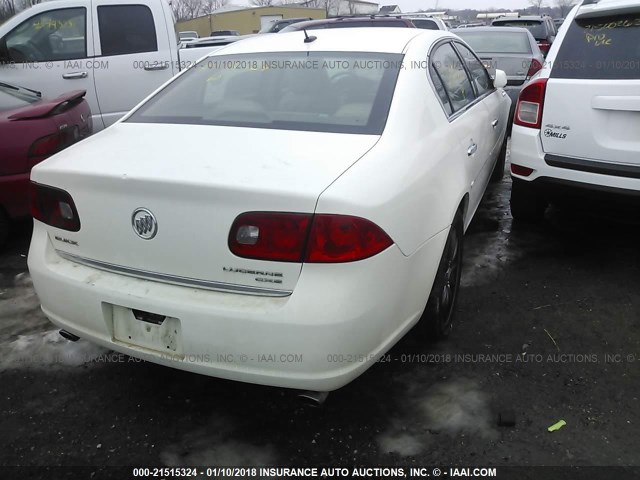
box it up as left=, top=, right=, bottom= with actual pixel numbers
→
left=417, top=379, right=495, bottom=437
left=377, top=378, right=496, bottom=457
left=0, top=272, right=107, bottom=370
left=160, top=416, right=277, bottom=467
left=0, top=329, right=108, bottom=370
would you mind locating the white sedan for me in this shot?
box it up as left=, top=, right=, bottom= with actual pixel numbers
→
left=28, top=28, right=510, bottom=393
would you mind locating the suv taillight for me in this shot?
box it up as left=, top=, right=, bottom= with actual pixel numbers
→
left=30, top=182, right=81, bottom=231
left=229, top=212, right=393, bottom=263
left=514, top=78, right=547, bottom=129
left=538, top=41, right=551, bottom=55
left=526, top=58, right=543, bottom=79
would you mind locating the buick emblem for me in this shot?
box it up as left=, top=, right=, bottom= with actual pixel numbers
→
left=132, top=208, right=158, bottom=240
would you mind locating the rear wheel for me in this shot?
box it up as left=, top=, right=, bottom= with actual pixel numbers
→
left=510, top=180, right=548, bottom=222
left=490, top=136, right=508, bottom=183
left=0, top=209, right=9, bottom=248
left=421, top=211, right=463, bottom=341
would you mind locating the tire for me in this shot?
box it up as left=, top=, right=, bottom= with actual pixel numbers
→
left=0, top=208, right=9, bottom=248
left=420, top=211, right=464, bottom=341
left=510, top=179, right=548, bottom=222
left=490, top=136, right=508, bottom=183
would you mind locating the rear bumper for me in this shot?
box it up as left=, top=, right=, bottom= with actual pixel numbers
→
left=28, top=222, right=447, bottom=391
left=0, top=172, right=29, bottom=218
left=509, top=125, right=640, bottom=194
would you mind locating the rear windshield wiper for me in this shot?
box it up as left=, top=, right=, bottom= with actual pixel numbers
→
left=0, top=81, right=42, bottom=97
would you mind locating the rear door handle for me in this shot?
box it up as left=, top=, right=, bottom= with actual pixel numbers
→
left=62, top=71, right=88, bottom=79
left=467, top=143, right=478, bottom=156
left=492, top=119, right=499, bottom=128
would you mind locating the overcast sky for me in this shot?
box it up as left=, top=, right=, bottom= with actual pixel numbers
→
left=393, top=0, right=532, bottom=11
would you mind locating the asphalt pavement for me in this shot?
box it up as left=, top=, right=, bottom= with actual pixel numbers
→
left=1, top=171, right=639, bottom=478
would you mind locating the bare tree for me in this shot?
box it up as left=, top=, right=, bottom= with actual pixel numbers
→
left=0, top=0, right=16, bottom=23
left=250, top=0, right=274, bottom=6
left=201, top=0, right=228, bottom=14
left=298, top=0, right=338, bottom=16
left=528, top=0, right=544, bottom=15
left=555, top=0, right=573, bottom=17
left=171, top=0, right=204, bottom=20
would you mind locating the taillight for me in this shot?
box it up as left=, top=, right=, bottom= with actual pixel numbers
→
left=514, top=78, right=547, bottom=129
left=30, top=182, right=81, bottom=231
left=526, top=58, right=543, bottom=79
left=29, top=132, right=64, bottom=158
left=229, top=212, right=311, bottom=262
left=229, top=212, right=393, bottom=263
left=511, top=164, right=534, bottom=177
left=28, top=127, right=79, bottom=158
left=538, top=41, right=551, bottom=55
left=305, top=214, right=393, bottom=263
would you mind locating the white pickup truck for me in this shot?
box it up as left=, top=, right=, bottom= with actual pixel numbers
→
left=0, top=0, right=218, bottom=131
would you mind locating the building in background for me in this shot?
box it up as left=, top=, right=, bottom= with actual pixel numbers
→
left=296, top=0, right=379, bottom=17
left=177, top=5, right=326, bottom=36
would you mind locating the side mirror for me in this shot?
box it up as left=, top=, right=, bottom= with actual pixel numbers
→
left=494, top=69, right=507, bottom=89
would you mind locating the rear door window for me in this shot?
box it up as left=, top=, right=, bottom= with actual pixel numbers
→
left=550, top=13, right=640, bottom=79
left=453, top=42, right=493, bottom=96
left=431, top=42, right=476, bottom=113
left=97, top=5, right=157, bottom=56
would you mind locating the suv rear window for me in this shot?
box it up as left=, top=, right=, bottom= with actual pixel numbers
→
left=551, top=13, right=640, bottom=80
left=493, top=20, right=546, bottom=39
left=411, top=19, right=439, bottom=30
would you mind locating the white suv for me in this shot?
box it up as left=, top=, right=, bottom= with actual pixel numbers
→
left=508, top=0, right=640, bottom=221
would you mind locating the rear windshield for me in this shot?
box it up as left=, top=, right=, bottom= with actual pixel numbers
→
left=0, top=84, right=39, bottom=112
left=411, top=19, right=439, bottom=30
left=127, top=52, right=403, bottom=135
left=493, top=20, right=545, bottom=39
left=551, top=13, right=640, bottom=79
left=457, top=31, right=532, bottom=54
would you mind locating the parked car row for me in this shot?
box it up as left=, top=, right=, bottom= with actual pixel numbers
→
left=0, top=0, right=222, bottom=132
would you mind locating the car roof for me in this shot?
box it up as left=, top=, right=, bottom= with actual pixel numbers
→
left=207, top=27, right=450, bottom=56
left=455, top=26, right=530, bottom=33
left=494, top=16, right=545, bottom=22
left=577, top=0, right=640, bottom=17
left=286, top=16, right=413, bottom=29
left=276, top=17, right=312, bottom=22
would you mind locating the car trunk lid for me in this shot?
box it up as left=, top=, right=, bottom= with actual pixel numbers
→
left=31, top=123, right=379, bottom=294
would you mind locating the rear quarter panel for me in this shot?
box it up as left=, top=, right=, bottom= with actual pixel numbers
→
left=315, top=38, right=469, bottom=257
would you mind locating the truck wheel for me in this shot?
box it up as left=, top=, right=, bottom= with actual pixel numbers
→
left=420, top=210, right=463, bottom=341
left=490, top=137, right=508, bottom=183
left=0, top=209, right=9, bottom=248
left=510, top=180, right=547, bottom=222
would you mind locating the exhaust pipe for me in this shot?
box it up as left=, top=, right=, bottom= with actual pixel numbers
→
left=59, top=329, right=80, bottom=342
left=297, top=391, right=329, bottom=407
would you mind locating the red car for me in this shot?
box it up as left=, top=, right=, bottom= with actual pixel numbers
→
left=0, top=82, right=92, bottom=245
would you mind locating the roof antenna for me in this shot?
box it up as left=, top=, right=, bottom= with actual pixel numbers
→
left=303, top=28, right=317, bottom=43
